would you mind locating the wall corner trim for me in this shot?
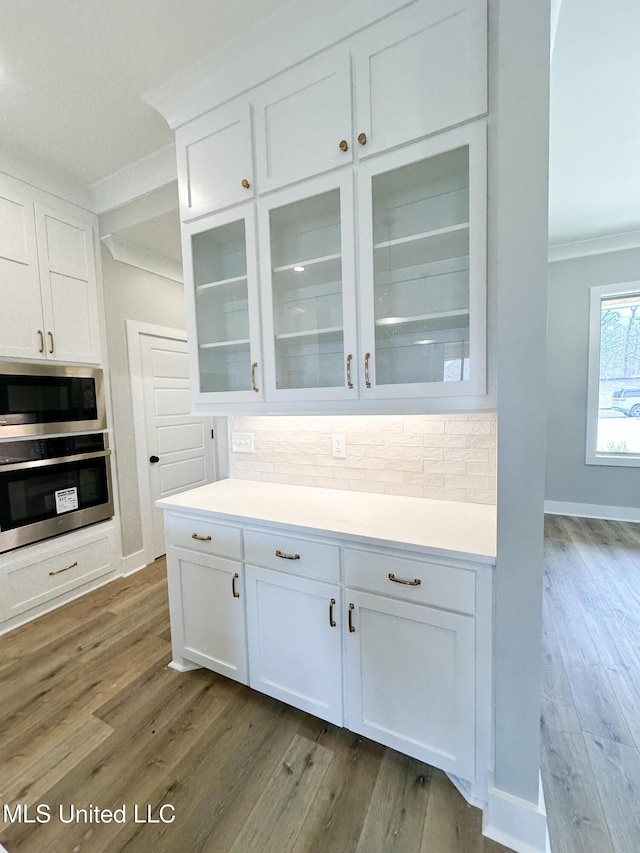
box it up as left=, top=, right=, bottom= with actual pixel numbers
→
left=544, top=500, right=640, bottom=523
left=482, top=774, right=549, bottom=853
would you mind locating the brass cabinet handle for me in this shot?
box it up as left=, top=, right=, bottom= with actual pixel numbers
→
left=232, top=572, right=240, bottom=598
left=241, top=178, right=250, bottom=189
left=346, top=353, right=354, bottom=389
left=329, top=598, right=336, bottom=628
left=364, top=352, right=371, bottom=388
left=348, top=602, right=356, bottom=633
left=339, top=139, right=349, bottom=152
left=192, top=533, right=212, bottom=541
left=49, top=560, right=78, bottom=577
left=357, top=132, right=367, bottom=146
left=275, top=549, right=300, bottom=561
left=37, top=330, right=45, bottom=353
left=251, top=362, right=259, bottom=393
left=47, top=331, right=55, bottom=354
left=388, top=573, right=422, bottom=587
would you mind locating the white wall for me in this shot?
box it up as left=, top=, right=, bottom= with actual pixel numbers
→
left=101, top=248, right=186, bottom=559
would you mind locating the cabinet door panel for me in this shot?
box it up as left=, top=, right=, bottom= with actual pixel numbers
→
left=0, top=187, right=44, bottom=359
left=245, top=565, right=342, bottom=725
left=254, top=48, right=352, bottom=192
left=167, top=550, right=248, bottom=683
left=354, top=0, right=487, bottom=157
left=345, top=590, right=475, bottom=780
left=177, top=99, right=254, bottom=220
left=35, top=206, right=101, bottom=364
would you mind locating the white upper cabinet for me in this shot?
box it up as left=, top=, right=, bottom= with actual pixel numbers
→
left=353, top=0, right=487, bottom=158
left=253, top=47, right=353, bottom=192
left=0, top=176, right=101, bottom=364
left=258, top=171, right=359, bottom=402
left=0, top=184, right=44, bottom=360
left=177, top=97, right=254, bottom=221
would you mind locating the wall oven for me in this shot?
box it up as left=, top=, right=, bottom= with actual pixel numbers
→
left=0, top=432, right=114, bottom=553
left=0, top=362, right=106, bottom=438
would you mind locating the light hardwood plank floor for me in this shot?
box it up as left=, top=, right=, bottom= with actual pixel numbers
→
left=0, top=559, right=508, bottom=853
left=542, top=514, right=640, bottom=853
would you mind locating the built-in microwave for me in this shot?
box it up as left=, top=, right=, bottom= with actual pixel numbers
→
left=0, top=362, right=106, bottom=437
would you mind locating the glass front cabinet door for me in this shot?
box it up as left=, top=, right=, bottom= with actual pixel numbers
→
left=258, top=173, right=358, bottom=402
left=184, top=206, right=263, bottom=402
left=357, top=122, right=486, bottom=400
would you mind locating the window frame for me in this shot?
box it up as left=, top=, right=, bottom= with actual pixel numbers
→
left=586, top=280, right=640, bottom=467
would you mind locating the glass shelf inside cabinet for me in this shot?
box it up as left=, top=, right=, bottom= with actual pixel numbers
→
left=191, top=220, right=252, bottom=393
left=372, top=147, right=471, bottom=387
left=269, top=189, right=345, bottom=390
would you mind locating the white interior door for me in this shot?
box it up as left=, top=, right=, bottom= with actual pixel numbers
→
left=133, top=327, right=216, bottom=559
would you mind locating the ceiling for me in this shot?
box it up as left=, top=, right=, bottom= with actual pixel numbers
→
left=0, top=0, right=638, bottom=249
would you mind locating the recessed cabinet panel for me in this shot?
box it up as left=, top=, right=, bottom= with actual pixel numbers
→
left=186, top=207, right=263, bottom=402
left=254, top=48, right=352, bottom=192
left=354, top=0, right=487, bottom=157
left=177, top=100, right=254, bottom=220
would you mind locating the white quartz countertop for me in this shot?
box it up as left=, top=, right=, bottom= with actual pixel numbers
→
left=158, top=479, right=497, bottom=564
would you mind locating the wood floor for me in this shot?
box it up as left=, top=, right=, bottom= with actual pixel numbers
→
left=2, top=515, right=639, bottom=853
left=542, top=514, right=640, bottom=853
left=0, top=560, right=508, bottom=853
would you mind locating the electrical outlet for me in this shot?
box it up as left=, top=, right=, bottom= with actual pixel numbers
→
left=231, top=432, right=254, bottom=453
left=331, top=434, right=346, bottom=458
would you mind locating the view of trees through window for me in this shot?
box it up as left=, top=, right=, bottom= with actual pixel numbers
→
left=597, top=292, right=640, bottom=454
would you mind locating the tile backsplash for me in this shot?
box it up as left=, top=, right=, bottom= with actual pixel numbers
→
left=228, top=414, right=496, bottom=505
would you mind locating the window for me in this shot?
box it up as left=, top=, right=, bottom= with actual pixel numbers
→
left=587, top=281, right=640, bottom=466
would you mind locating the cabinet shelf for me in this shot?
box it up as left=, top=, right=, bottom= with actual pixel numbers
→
left=373, top=222, right=469, bottom=252
left=196, top=274, right=247, bottom=292
left=275, top=326, right=343, bottom=341
left=200, top=338, right=250, bottom=350
left=273, top=253, right=341, bottom=274
left=375, top=310, right=468, bottom=328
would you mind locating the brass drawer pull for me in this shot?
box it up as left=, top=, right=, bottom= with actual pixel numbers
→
left=275, top=549, right=300, bottom=561
left=329, top=598, right=336, bottom=627
left=388, top=573, right=421, bottom=587
left=251, top=362, right=259, bottom=393
left=357, top=132, right=367, bottom=146
left=47, top=331, right=55, bottom=354
left=232, top=572, right=240, bottom=598
left=346, top=353, right=353, bottom=389
left=339, top=139, right=349, bottom=152
left=49, top=561, right=78, bottom=577
left=348, top=602, right=356, bottom=633
left=241, top=178, right=250, bottom=189
left=364, top=352, right=371, bottom=388
left=192, top=533, right=212, bottom=541
left=38, top=329, right=45, bottom=353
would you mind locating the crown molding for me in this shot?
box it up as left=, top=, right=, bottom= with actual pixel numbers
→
left=548, top=229, right=640, bottom=262
left=90, top=145, right=177, bottom=214
left=143, top=0, right=416, bottom=130
left=102, top=235, right=183, bottom=284
left=0, top=142, right=93, bottom=211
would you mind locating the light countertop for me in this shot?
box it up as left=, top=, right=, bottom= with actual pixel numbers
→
left=157, top=479, right=497, bottom=564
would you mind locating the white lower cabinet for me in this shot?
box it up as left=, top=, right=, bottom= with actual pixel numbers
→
left=344, top=589, right=475, bottom=780
left=166, top=548, right=248, bottom=683
left=244, top=565, right=343, bottom=725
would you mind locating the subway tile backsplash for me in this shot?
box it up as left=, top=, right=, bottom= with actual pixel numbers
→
left=228, top=415, right=496, bottom=505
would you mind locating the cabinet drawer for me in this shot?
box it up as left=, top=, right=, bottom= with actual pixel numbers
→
left=166, top=514, right=242, bottom=560
left=4, top=534, right=112, bottom=618
left=344, top=548, right=475, bottom=615
left=244, top=529, right=340, bottom=583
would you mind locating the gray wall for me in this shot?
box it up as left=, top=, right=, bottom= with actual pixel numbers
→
left=101, top=247, right=186, bottom=559
left=546, top=247, right=640, bottom=508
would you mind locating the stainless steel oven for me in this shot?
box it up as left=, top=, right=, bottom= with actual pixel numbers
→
left=0, top=433, right=114, bottom=553
left=0, top=362, right=106, bottom=438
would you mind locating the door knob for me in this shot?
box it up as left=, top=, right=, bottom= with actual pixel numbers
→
left=149, top=455, right=159, bottom=463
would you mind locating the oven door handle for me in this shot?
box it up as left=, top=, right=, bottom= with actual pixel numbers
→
left=0, top=448, right=111, bottom=473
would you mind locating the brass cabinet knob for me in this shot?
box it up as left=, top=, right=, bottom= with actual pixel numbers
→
left=241, top=178, right=250, bottom=189
left=339, top=139, right=349, bottom=152
left=357, top=132, right=367, bottom=146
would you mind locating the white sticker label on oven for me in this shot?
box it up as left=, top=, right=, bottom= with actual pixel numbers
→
left=55, top=487, right=78, bottom=514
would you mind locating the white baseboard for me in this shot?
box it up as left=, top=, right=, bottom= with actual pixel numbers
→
left=120, top=549, right=149, bottom=576
left=168, top=659, right=201, bottom=673
left=482, top=774, right=549, bottom=853
left=545, top=500, right=640, bottom=523
left=446, top=772, right=486, bottom=810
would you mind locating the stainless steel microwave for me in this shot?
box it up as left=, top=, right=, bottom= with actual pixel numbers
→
left=0, top=362, right=106, bottom=438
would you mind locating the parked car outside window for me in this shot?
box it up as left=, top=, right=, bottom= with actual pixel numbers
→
left=611, top=388, right=640, bottom=417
